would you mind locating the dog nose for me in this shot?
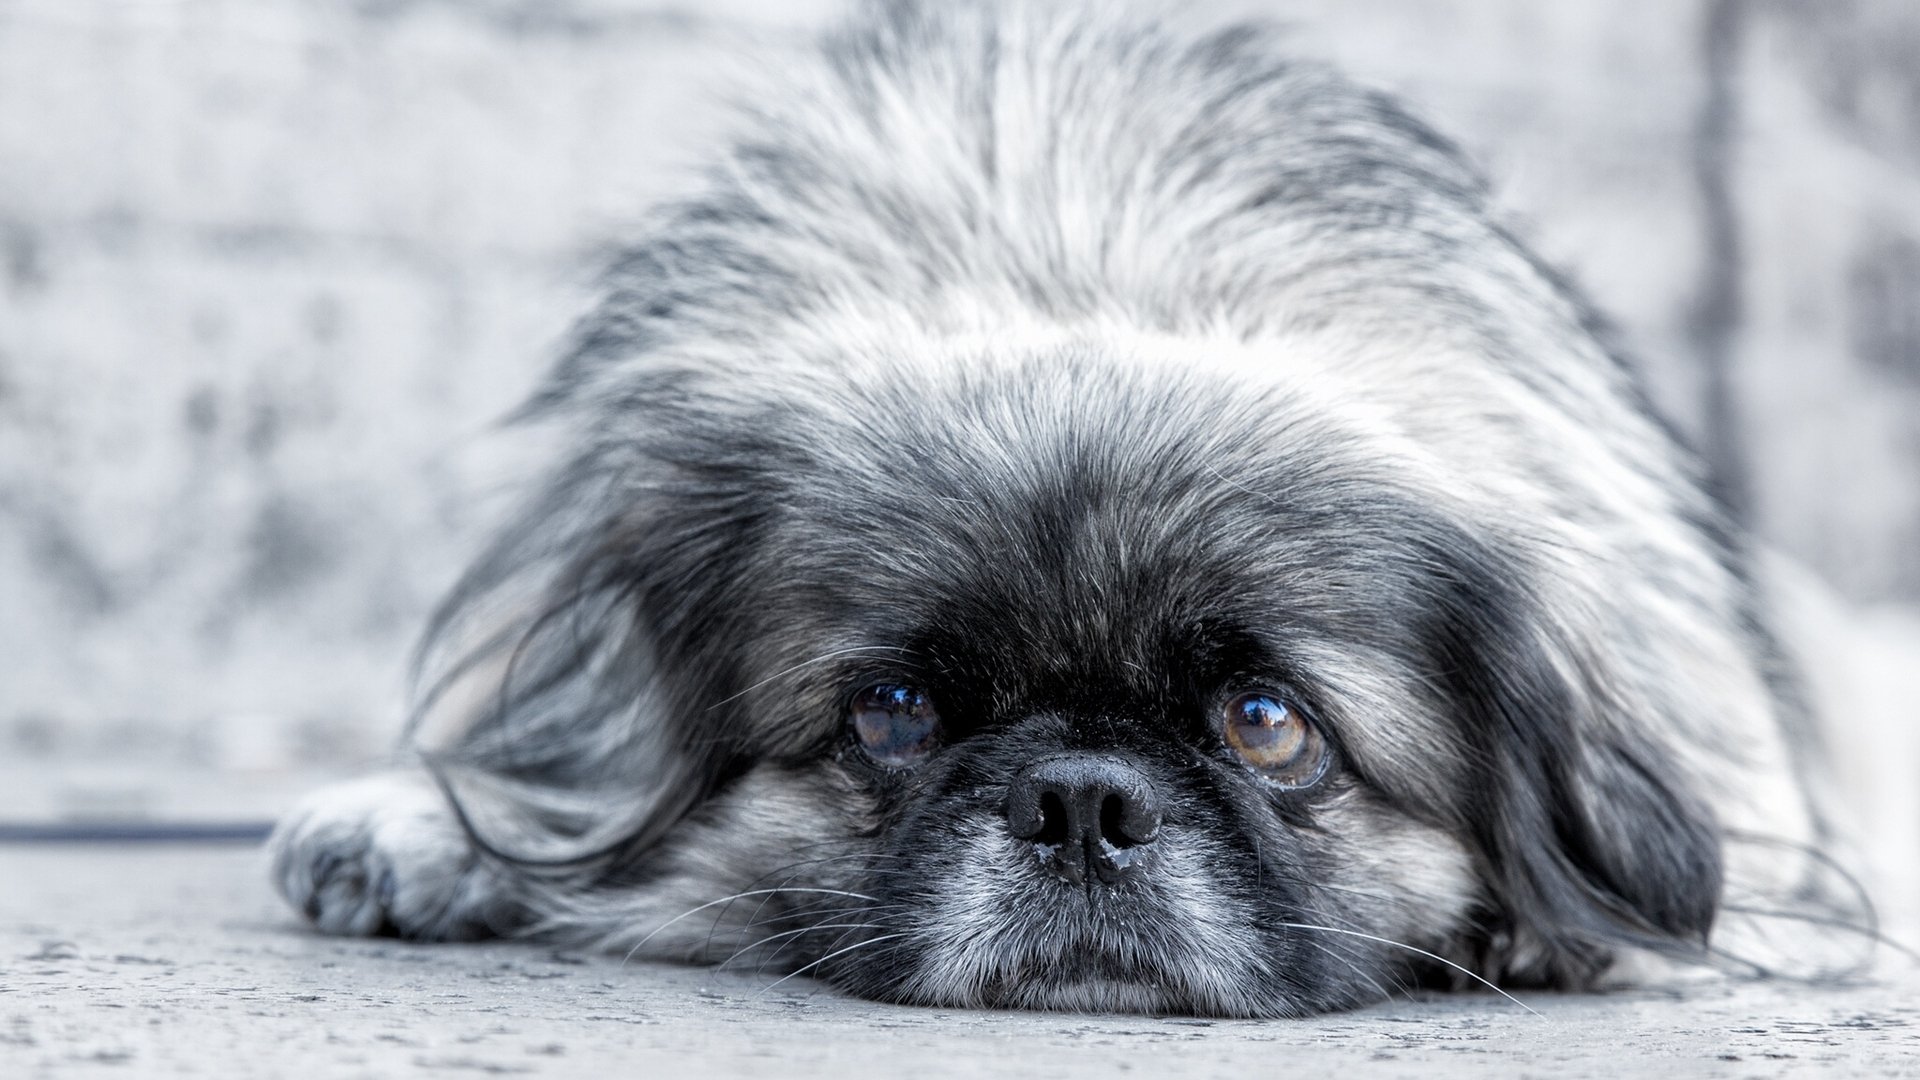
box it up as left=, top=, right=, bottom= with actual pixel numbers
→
left=1006, top=756, right=1162, bottom=885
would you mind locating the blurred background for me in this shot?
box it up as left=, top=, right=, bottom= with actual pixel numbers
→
left=2, top=0, right=1916, bottom=832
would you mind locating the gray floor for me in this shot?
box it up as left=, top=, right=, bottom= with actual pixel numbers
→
left=3, top=846, right=1918, bottom=1078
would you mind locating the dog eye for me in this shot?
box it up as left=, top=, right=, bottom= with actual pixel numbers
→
left=849, top=684, right=942, bottom=767
left=1221, top=692, right=1329, bottom=787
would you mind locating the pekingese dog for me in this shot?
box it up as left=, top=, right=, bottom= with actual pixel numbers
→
left=270, top=0, right=1856, bottom=1016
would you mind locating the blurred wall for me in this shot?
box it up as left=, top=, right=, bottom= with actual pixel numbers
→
left=2, top=0, right=1917, bottom=769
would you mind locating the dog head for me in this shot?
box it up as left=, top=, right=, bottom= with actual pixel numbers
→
left=423, top=327, right=1726, bottom=1016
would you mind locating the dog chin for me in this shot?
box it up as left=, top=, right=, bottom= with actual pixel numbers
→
left=895, top=939, right=1223, bottom=1016
left=888, top=928, right=1299, bottom=1017
left=983, top=977, right=1187, bottom=1016
left=857, top=819, right=1273, bottom=1015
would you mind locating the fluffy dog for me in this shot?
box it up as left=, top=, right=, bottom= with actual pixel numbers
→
left=271, top=0, right=1852, bottom=1015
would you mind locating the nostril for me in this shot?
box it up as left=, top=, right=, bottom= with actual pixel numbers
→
left=1009, top=755, right=1163, bottom=884
left=1034, top=791, right=1070, bottom=846
left=1098, top=792, right=1149, bottom=848
left=1097, top=793, right=1126, bottom=848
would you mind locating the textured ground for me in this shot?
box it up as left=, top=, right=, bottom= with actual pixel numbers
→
left=3, top=844, right=1918, bottom=1079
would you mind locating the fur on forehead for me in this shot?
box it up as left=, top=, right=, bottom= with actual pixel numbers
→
left=598, top=333, right=1508, bottom=796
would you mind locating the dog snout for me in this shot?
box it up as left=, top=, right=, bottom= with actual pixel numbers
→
left=1006, top=756, right=1162, bottom=885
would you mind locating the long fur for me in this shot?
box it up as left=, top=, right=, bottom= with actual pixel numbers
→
left=270, top=0, right=1857, bottom=1016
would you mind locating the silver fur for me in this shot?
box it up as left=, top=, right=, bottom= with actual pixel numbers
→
left=271, top=0, right=1855, bottom=1016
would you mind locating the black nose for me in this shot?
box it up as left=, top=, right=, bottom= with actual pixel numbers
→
left=1006, top=755, right=1162, bottom=885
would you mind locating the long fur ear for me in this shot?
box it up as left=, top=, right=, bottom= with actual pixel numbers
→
left=1480, top=702, right=1723, bottom=986
left=1431, top=557, right=1723, bottom=986
left=403, top=449, right=739, bottom=872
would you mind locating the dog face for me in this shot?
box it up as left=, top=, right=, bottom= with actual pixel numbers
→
left=742, top=349, right=1485, bottom=1014
left=421, top=333, right=1727, bottom=1016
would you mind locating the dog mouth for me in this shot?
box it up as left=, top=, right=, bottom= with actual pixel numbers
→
left=975, top=968, right=1190, bottom=1013
left=901, top=918, right=1203, bottom=1013
left=832, top=752, right=1299, bottom=1013
left=846, top=826, right=1264, bottom=1014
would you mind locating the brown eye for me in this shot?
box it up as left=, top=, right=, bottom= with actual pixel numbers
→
left=850, top=684, right=941, bottom=767
left=1221, top=691, right=1329, bottom=787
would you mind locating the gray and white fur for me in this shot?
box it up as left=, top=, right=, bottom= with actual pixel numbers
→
left=271, top=0, right=1859, bottom=1016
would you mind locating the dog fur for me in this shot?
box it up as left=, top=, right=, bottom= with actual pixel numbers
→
left=270, top=0, right=1854, bottom=1016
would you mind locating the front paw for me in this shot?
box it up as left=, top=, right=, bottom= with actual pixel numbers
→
left=269, top=773, right=497, bottom=940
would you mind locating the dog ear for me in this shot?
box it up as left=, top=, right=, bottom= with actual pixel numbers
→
left=1432, top=568, right=1723, bottom=985
left=405, top=445, right=757, bottom=872
left=1482, top=705, right=1722, bottom=985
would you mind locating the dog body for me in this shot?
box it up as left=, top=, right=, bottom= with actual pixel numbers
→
left=273, top=1, right=1837, bottom=1015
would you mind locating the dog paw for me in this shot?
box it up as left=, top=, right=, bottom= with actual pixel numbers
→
left=269, top=772, right=501, bottom=940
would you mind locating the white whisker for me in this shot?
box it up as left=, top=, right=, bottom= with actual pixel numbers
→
left=719, top=921, right=894, bottom=971
left=1275, top=922, right=1541, bottom=1016
left=755, top=933, right=911, bottom=997
left=620, top=887, right=883, bottom=965
left=706, top=646, right=914, bottom=710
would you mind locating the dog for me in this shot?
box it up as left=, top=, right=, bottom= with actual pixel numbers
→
left=270, top=0, right=1860, bottom=1016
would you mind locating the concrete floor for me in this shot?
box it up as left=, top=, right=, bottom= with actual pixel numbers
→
left=3, top=845, right=1918, bottom=1078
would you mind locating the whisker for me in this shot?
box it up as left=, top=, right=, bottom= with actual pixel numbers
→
left=741, top=900, right=903, bottom=934
left=620, top=887, right=882, bottom=965
left=779, top=917, right=896, bottom=980
left=733, top=891, right=913, bottom=976
left=1275, top=922, right=1541, bottom=1016
left=725, top=851, right=907, bottom=953
left=706, top=647, right=915, bottom=711
left=1289, top=933, right=1396, bottom=1005
left=755, top=933, right=911, bottom=997
left=735, top=900, right=885, bottom=931
left=719, top=921, right=894, bottom=972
